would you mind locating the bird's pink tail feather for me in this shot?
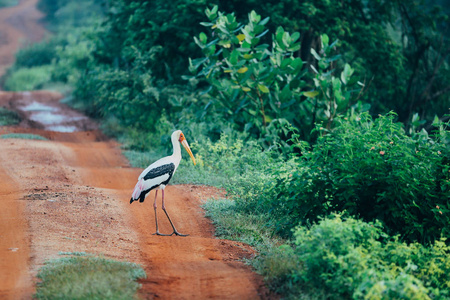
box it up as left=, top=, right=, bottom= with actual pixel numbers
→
left=132, top=178, right=144, bottom=200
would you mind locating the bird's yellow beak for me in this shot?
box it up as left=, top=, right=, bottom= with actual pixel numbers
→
left=181, top=138, right=196, bottom=165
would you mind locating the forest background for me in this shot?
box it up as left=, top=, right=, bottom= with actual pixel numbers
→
left=2, top=0, right=450, bottom=298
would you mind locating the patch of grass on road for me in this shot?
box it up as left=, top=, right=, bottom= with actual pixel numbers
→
left=0, top=133, right=47, bottom=140
left=0, top=107, right=20, bottom=126
left=35, top=254, right=146, bottom=300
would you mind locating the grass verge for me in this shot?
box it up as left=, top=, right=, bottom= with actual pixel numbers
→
left=0, top=133, right=48, bottom=140
left=35, top=253, right=146, bottom=299
left=201, top=198, right=304, bottom=297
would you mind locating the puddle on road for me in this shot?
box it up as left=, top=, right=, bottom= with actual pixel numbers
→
left=21, top=101, right=58, bottom=112
left=46, top=125, right=78, bottom=132
left=19, top=100, right=90, bottom=132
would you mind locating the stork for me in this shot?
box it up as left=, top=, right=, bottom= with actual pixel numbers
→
left=130, top=130, right=196, bottom=236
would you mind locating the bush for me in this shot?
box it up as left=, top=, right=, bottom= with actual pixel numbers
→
left=3, top=65, right=52, bottom=91
left=13, top=37, right=65, bottom=68
left=190, top=7, right=363, bottom=145
left=0, top=107, right=20, bottom=126
left=270, top=112, right=450, bottom=243
left=291, top=214, right=450, bottom=299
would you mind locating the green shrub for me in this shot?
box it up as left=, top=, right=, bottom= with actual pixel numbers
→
left=190, top=7, right=363, bottom=145
left=0, top=107, right=20, bottom=126
left=3, top=65, right=52, bottom=91
left=294, top=215, right=384, bottom=299
left=292, top=214, right=449, bottom=299
left=271, top=112, right=450, bottom=243
left=14, top=37, right=64, bottom=68
left=0, top=0, right=17, bottom=8
left=173, top=129, right=295, bottom=193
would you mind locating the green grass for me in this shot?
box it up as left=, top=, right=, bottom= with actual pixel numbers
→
left=35, top=254, right=146, bottom=300
left=3, top=65, right=52, bottom=91
left=202, top=198, right=279, bottom=248
left=0, top=107, right=20, bottom=126
left=202, top=198, right=304, bottom=298
left=0, top=0, right=17, bottom=8
left=0, top=133, right=48, bottom=140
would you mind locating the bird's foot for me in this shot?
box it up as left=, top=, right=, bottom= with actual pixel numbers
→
left=152, top=231, right=172, bottom=236
left=171, top=231, right=189, bottom=237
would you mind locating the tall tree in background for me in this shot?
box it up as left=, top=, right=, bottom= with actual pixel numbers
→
left=70, top=0, right=448, bottom=145
left=217, top=0, right=450, bottom=124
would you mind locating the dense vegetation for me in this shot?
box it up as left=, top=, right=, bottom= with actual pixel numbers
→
left=3, top=0, right=450, bottom=298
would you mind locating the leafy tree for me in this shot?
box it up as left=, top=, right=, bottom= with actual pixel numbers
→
left=190, top=7, right=363, bottom=146
left=92, top=0, right=209, bottom=83
left=269, top=112, right=450, bottom=243
left=214, top=0, right=450, bottom=126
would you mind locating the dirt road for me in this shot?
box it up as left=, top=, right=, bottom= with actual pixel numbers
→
left=0, top=1, right=270, bottom=299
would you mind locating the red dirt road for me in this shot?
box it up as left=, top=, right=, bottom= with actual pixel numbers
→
left=0, top=1, right=271, bottom=299
left=0, top=95, right=267, bottom=299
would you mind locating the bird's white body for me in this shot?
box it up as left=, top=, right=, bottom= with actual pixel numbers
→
left=129, top=130, right=196, bottom=236
left=131, top=130, right=187, bottom=202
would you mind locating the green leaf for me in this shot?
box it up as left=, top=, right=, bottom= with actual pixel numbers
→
left=237, top=67, right=248, bottom=73
left=303, top=91, right=319, bottom=98
left=275, top=27, right=285, bottom=46
left=291, top=32, right=300, bottom=43
left=310, top=48, right=321, bottom=61
left=199, top=32, right=207, bottom=43
left=200, top=22, right=214, bottom=27
left=229, top=49, right=239, bottom=65
left=259, top=16, right=270, bottom=26
left=282, top=32, right=291, bottom=47
left=280, top=85, right=292, bottom=102
left=341, top=63, right=354, bottom=85
left=321, top=34, right=329, bottom=47
left=236, top=34, right=246, bottom=42
left=258, top=84, right=270, bottom=93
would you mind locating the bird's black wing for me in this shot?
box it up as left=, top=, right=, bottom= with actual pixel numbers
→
left=143, top=163, right=175, bottom=185
left=130, top=163, right=176, bottom=204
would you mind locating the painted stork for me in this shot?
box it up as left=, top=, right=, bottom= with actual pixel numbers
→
left=130, top=130, right=196, bottom=236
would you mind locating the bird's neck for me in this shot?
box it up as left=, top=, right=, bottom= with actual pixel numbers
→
left=171, top=136, right=182, bottom=160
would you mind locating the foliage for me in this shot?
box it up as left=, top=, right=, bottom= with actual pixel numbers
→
left=0, top=107, right=20, bottom=126
left=269, top=112, right=450, bottom=242
left=91, top=0, right=208, bottom=83
left=190, top=7, right=363, bottom=145
left=292, top=214, right=449, bottom=299
left=35, top=254, right=146, bottom=299
left=3, top=65, right=52, bottom=91
left=37, top=0, right=106, bottom=31
left=0, top=0, right=17, bottom=8
left=213, top=0, right=450, bottom=126
left=51, top=30, right=96, bottom=86
left=203, top=204, right=450, bottom=299
left=13, top=37, right=65, bottom=69
left=202, top=198, right=303, bottom=298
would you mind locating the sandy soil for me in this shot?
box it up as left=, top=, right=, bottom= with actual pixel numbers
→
left=0, top=1, right=274, bottom=299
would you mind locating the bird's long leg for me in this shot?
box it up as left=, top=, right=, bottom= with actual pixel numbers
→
left=161, top=189, right=188, bottom=237
left=152, top=190, right=170, bottom=236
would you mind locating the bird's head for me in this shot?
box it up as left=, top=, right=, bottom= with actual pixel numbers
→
left=174, top=130, right=196, bottom=165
